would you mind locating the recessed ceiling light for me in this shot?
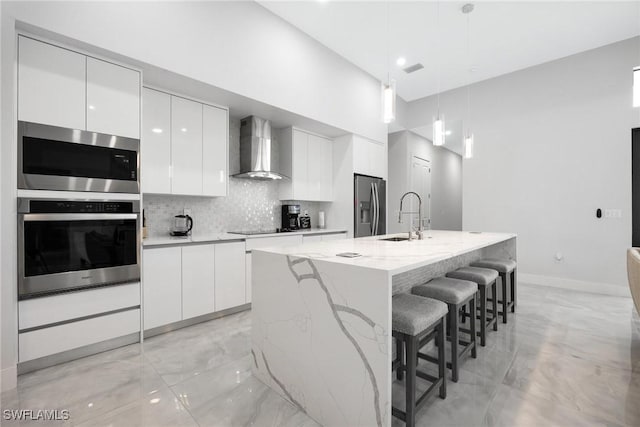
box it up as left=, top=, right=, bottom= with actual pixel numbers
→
left=151, top=128, right=163, bottom=134
left=396, top=57, right=407, bottom=67
left=181, top=128, right=187, bottom=132
left=445, top=130, right=452, bottom=136
left=88, top=105, right=95, bottom=110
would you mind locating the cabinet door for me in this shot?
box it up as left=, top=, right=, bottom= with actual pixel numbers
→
left=171, top=96, right=203, bottom=195
left=18, top=36, right=86, bottom=129
left=303, top=235, right=323, bottom=244
left=142, top=88, right=171, bottom=194
left=86, top=57, right=140, bottom=138
left=307, top=134, right=324, bottom=201
left=245, top=253, right=252, bottom=304
left=292, top=130, right=309, bottom=199
left=322, top=232, right=347, bottom=241
left=182, top=244, right=215, bottom=319
left=143, top=247, right=182, bottom=330
left=202, top=105, right=228, bottom=197
left=214, top=241, right=246, bottom=311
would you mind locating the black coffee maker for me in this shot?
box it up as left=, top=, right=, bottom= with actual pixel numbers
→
left=281, top=204, right=300, bottom=231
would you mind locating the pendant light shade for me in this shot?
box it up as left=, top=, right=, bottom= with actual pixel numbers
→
left=464, top=134, right=474, bottom=159
left=634, top=67, right=640, bottom=108
left=433, top=116, right=445, bottom=146
left=382, top=79, right=396, bottom=124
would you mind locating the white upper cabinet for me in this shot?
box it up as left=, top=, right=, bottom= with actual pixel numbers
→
left=279, top=128, right=333, bottom=202
left=202, top=104, right=228, bottom=197
left=182, top=244, right=216, bottom=319
left=353, top=136, right=387, bottom=180
left=18, top=36, right=86, bottom=130
left=86, top=57, right=140, bottom=138
left=142, top=88, right=171, bottom=194
left=171, top=96, right=203, bottom=195
left=141, top=88, right=229, bottom=197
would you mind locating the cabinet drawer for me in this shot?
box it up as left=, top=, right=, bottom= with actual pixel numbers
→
left=302, top=235, right=323, bottom=244
left=19, top=283, right=140, bottom=330
left=245, top=235, right=303, bottom=252
left=19, top=308, right=140, bottom=362
left=322, top=232, right=347, bottom=241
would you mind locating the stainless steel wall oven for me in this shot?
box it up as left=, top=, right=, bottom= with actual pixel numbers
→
left=18, top=121, right=140, bottom=193
left=18, top=198, right=141, bottom=299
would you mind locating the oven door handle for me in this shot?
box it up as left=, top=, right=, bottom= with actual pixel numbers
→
left=22, top=213, right=139, bottom=221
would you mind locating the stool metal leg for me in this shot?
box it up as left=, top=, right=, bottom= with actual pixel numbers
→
left=469, top=295, right=477, bottom=358
left=405, top=335, right=417, bottom=427
left=479, top=286, right=487, bottom=346
left=437, top=318, right=447, bottom=399
left=500, top=273, right=508, bottom=324
left=511, top=268, right=517, bottom=313
left=396, top=336, right=404, bottom=381
left=491, top=280, right=498, bottom=332
left=450, top=303, right=459, bottom=382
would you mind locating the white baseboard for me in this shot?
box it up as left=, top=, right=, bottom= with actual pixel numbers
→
left=1, top=365, right=17, bottom=391
left=519, top=273, right=631, bottom=297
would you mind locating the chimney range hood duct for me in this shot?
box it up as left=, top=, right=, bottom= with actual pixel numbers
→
left=233, top=116, right=287, bottom=181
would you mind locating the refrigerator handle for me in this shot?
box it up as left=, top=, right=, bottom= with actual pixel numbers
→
left=372, top=182, right=379, bottom=235
left=370, top=182, right=375, bottom=235
left=375, top=182, right=380, bottom=235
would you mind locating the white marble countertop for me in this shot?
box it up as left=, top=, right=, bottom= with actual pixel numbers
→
left=253, top=230, right=516, bottom=274
left=142, top=228, right=347, bottom=247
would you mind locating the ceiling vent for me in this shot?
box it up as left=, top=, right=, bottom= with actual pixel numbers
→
left=403, top=63, right=424, bottom=74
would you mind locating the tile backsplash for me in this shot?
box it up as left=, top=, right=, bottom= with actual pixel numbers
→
left=143, top=117, right=332, bottom=237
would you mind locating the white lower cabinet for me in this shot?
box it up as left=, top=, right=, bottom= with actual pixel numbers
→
left=182, top=244, right=215, bottom=319
left=143, top=246, right=182, bottom=330
left=215, top=241, right=246, bottom=311
left=302, top=235, right=323, bottom=244
left=321, top=232, right=348, bottom=241
left=245, top=253, right=252, bottom=304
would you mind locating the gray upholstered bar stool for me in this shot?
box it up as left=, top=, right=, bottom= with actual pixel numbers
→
left=392, top=294, right=448, bottom=427
left=471, top=258, right=517, bottom=323
left=446, top=267, right=499, bottom=347
left=411, top=277, right=478, bottom=382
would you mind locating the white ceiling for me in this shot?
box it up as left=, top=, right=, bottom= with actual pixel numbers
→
left=260, top=1, right=640, bottom=102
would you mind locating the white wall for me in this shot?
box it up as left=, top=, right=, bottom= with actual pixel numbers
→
left=387, top=131, right=462, bottom=234
left=0, top=1, right=387, bottom=389
left=403, top=37, right=639, bottom=293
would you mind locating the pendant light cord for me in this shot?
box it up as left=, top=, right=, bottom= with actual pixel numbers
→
left=466, top=7, right=472, bottom=135
left=387, top=0, right=390, bottom=85
left=436, top=1, right=441, bottom=117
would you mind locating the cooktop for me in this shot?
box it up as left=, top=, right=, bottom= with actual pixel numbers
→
left=228, top=229, right=294, bottom=236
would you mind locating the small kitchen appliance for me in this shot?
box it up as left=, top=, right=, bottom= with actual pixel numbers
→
left=170, top=214, right=193, bottom=236
left=281, top=204, right=300, bottom=231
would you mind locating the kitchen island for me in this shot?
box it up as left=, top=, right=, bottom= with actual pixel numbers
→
left=251, top=230, right=516, bottom=427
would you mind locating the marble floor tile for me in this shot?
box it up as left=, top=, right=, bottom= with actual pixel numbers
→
left=1, top=283, right=638, bottom=427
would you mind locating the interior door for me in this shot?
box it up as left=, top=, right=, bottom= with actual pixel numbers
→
left=410, top=157, right=431, bottom=231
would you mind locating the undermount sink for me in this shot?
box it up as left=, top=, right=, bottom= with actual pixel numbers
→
left=379, top=237, right=410, bottom=242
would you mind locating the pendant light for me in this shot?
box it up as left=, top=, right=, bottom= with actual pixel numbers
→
left=433, top=1, right=445, bottom=146
left=463, top=3, right=474, bottom=159
left=382, top=1, right=396, bottom=123
left=634, top=67, right=640, bottom=108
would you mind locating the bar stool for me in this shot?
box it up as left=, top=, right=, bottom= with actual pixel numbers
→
left=411, top=277, right=478, bottom=382
left=471, top=258, right=517, bottom=322
left=392, top=294, right=448, bottom=427
left=446, top=267, right=498, bottom=347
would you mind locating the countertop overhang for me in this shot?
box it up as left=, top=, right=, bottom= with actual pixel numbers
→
left=252, top=230, right=516, bottom=275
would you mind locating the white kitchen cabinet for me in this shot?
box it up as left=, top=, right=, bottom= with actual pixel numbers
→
left=321, top=232, right=348, bottom=241
left=171, top=96, right=203, bottom=195
left=245, top=253, right=252, bottom=304
left=182, top=244, right=216, bottom=319
left=142, top=88, right=171, bottom=194
left=18, top=36, right=86, bottom=130
left=86, top=57, right=140, bottom=138
left=353, top=136, right=387, bottom=180
left=202, top=104, right=228, bottom=197
left=143, top=246, right=182, bottom=330
left=215, top=241, right=246, bottom=311
left=279, top=128, right=333, bottom=202
left=302, top=235, right=323, bottom=244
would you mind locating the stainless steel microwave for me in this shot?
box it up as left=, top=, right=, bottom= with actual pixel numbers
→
left=18, top=121, right=140, bottom=194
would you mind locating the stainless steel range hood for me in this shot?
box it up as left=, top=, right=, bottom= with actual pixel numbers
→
left=233, top=116, right=287, bottom=180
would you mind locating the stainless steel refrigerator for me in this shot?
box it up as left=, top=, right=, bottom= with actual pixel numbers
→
left=354, top=174, right=386, bottom=237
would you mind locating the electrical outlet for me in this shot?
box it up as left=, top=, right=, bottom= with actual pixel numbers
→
left=183, top=208, right=192, bottom=216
